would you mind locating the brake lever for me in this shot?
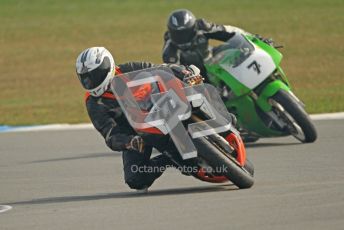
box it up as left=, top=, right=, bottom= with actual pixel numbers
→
left=274, top=45, right=284, bottom=49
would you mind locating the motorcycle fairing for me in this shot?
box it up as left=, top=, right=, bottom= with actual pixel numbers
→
left=220, top=45, right=276, bottom=90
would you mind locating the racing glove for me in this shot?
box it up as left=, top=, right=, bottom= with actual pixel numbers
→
left=182, top=65, right=204, bottom=86
left=169, top=64, right=203, bottom=85
left=126, top=135, right=145, bottom=153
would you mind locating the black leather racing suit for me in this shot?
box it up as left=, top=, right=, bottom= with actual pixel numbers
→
left=85, top=62, right=185, bottom=190
left=162, top=19, right=236, bottom=80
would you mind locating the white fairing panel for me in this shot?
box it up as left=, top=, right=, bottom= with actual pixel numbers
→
left=220, top=46, right=276, bottom=89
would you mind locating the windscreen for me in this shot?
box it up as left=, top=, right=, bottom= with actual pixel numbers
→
left=210, top=33, right=254, bottom=67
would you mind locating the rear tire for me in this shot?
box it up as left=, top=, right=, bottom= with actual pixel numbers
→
left=194, top=136, right=254, bottom=189
left=242, top=135, right=260, bottom=143
left=271, top=90, right=317, bottom=143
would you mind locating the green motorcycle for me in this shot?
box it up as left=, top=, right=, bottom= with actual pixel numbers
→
left=205, top=33, right=317, bottom=143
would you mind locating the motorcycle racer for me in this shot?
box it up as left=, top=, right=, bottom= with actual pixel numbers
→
left=162, top=9, right=273, bottom=81
left=75, top=47, right=202, bottom=191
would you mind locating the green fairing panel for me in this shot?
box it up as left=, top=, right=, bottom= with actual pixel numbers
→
left=207, top=68, right=251, bottom=96
left=226, top=96, right=285, bottom=137
left=276, top=66, right=291, bottom=89
left=246, top=35, right=283, bottom=66
left=256, top=80, right=291, bottom=112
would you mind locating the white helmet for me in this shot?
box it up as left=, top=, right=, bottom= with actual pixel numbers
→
left=76, top=47, right=115, bottom=97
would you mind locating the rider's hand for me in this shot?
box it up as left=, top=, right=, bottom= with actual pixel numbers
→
left=169, top=64, right=203, bottom=84
left=184, top=74, right=204, bottom=86
left=126, top=136, right=145, bottom=153
left=182, top=65, right=204, bottom=86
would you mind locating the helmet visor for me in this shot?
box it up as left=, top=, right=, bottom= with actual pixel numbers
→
left=169, top=27, right=196, bottom=45
left=77, top=57, right=111, bottom=90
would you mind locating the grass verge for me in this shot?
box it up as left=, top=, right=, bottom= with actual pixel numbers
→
left=1, top=0, right=343, bottom=125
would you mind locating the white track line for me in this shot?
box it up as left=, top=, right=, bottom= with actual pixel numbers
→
left=310, top=112, right=344, bottom=120
left=1, top=123, right=93, bottom=133
left=0, top=205, right=12, bottom=213
left=0, top=112, right=343, bottom=133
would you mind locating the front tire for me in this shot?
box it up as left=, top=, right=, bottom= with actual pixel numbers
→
left=271, top=90, right=317, bottom=143
left=194, top=136, right=254, bottom=189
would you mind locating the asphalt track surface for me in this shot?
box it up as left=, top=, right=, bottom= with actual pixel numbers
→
left=1, top=119, right=344, bottom=230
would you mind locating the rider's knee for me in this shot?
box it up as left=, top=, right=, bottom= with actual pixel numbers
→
left=125, top=176, right=152, bottom=190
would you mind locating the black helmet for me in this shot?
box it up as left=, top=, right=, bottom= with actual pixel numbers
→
left=167, top=9, right=196, bottom=45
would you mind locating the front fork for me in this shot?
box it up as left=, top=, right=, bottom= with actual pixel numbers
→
left=252, top=79, right=304, bottom=130
left=188, top=114, right=247, bottom=183
left=191, top=114, right=246, bottom=166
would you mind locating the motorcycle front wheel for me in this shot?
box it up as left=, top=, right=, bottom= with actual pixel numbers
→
left=193, top=136, right=254, bottom=189
left=270, top=90, right=317, bottom=143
